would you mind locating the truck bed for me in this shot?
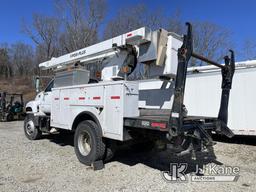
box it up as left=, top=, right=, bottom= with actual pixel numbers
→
left=124, top=109, right=218, bottom=131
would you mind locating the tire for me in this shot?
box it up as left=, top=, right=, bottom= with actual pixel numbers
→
left=74, top=120, right=105, bottom=166
left=7, top=113, right=14, bottom=121
left=24, top=114, right=42, bottom=140
left=103, top=140, right=116, bottom=162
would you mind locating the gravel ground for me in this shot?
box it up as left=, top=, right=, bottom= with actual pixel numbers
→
left=0, top=121, right=255, bottom=192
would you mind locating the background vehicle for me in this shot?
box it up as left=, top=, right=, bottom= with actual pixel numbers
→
left=24, top=23, right=235, bottom=169
left=185, top=61, right=256, bottom=136
left=0, top=92, right=25, bottom=121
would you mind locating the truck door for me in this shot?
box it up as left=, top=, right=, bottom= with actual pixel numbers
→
left=40, top=80, right=54, bottom=113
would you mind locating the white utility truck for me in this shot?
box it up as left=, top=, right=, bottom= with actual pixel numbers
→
left=24, top=23, right=235, bottom=169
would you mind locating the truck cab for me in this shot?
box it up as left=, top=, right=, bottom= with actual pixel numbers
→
left=26, top=79, right=54, bottom=114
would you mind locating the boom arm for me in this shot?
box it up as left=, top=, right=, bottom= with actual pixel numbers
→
left=39, top=27, right=152, bottom=70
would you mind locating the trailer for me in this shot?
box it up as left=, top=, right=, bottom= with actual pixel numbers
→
left=184, top=61, right=256, bottom=136
left=24, top=23, right=235, bottom=169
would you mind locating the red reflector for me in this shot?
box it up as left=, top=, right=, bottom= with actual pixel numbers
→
left=93, top=96, right=101, bottom=100
left=111, top=96, right=120, bottom=99
left=151, top=122, right=166, bottom=129
left=64, top=97, right=69, bottom=100
left=79, top=97, right=85, bottom=100
left=127, top=33, right=132, bottom=37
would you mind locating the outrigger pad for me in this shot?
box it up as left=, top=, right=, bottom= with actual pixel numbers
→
left=220, top=122, right=234, bottom=138
left=92, top=160, right=104, bottom=171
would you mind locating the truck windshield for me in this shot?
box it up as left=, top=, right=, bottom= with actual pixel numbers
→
left=45, top=80, right=54, bottom=92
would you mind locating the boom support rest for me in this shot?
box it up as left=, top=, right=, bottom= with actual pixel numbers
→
left=168, top=23, right=193, bottom=136
left=168, top=22, right=235, bottom=138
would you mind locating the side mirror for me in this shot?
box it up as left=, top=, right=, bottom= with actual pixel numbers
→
left=35, top=77, right=40, bottom=93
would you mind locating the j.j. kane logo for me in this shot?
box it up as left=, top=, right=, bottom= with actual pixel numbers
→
left=162, top=163, right=240, bottom=182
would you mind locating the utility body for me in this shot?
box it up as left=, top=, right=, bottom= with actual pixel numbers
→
left=24, top=23, right=235, bottom=168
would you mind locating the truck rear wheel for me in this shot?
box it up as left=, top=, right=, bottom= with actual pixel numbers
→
left=74, top=120, right=105, bottom=166
left=104, top=140, right=116, bottom=162
left=24, top=114, right=42, bottom=140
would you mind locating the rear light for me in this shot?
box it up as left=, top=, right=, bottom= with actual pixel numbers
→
left=151, top=122, right=166, bottom=129
left=127, top=33, right=132, bottom=37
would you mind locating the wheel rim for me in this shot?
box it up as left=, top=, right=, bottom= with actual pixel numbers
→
left=26, top=120, right=35, bottom=135
left=78, top=131, right=91, bottom=156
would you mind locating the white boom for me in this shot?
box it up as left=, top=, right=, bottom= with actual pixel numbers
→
left=39, top=27, right=152, bottom=70
left=39, top=27, right=183, bottom=81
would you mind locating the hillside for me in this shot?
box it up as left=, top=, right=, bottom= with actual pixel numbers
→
left=0, top=77, right=36, bottom=104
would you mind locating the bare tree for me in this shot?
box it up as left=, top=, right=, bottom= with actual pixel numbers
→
left=167, top=13, right=232, bottom=66
left=56, top=0, right=106, bottom=53
left=105, top=5, right=231, bottom=67
left=190, top=21, right=231, bottom=66
left=104, top=4, right=165, bottom=39
left=242, top=39, right=256, bottom=60
left=21, top=1, right=231, bottom=72
left=22, top=14, right=61, bottom=61
left=0, top=44, right=13, bottom=78
left=167, top=10, right=184, bottom=35
left=10, top=42, right=34, bottom=77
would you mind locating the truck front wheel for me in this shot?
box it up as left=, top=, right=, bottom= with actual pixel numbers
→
left=24, top=114, right=42, bottom=140
left=74, top=120, right=105, bottom=166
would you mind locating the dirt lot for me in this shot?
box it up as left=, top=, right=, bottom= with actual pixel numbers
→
left=0, top=121, right=255, bottom=192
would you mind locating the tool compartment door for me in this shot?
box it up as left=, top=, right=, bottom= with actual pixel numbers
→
left=51, top=88, right=70, bottom=129
left=103, top=84, right=123, bottom=140
left=51, top=89, right=61, bottom=125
